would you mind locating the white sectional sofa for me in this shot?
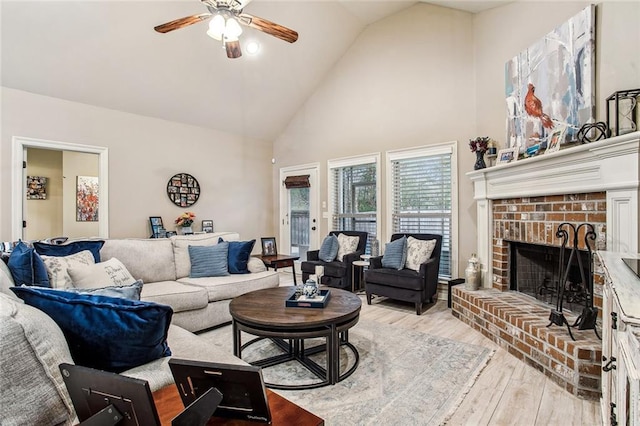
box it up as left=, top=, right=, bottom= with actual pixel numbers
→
left=0, top=231, right=280, bottom=425
left=99, top=232, right=280, bottom=332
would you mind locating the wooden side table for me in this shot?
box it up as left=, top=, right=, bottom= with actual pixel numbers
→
left=351, top=259, right=370, bottom=292
left=152, top=383, right=323, bottom=425
left=253, top=254, right=300, bottom=285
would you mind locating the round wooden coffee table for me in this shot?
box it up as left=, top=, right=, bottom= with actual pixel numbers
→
left=229, top=286, right=361, bottom=390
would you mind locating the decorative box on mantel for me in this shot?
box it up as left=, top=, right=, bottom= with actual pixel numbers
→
left=466, top=131, right=640, bottom=289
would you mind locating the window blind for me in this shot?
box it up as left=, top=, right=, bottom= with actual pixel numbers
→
left=329, top=161, right=377, bottom=253
left=390, top=152, right=452, bottom=278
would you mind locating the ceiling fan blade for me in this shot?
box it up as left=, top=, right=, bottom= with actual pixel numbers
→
left=154, top=13, right=211, bottom=33
left=239, top=14, right=298, bottom=43
left=225, top=40, right=242, bottom=59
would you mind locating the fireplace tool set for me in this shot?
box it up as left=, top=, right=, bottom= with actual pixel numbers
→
left=547, top=222, right=600, bottom=341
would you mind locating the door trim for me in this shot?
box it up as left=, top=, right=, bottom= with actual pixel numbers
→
left=12, top=136, right=109, bottom=240
left=279, top=163, right=320, bottom=254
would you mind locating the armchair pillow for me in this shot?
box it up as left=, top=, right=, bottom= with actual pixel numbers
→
left=10, top=286, right=172, bottom=373
left=405, top=237, right=437, bottom=272
left=67, top=257, right=137, bottom=289
left=7, top=241, right=50, bottom=287
left=318, top=234, right=339, bottom=262
left=337, top=233, right=359, bottom=261
left=41, top=250, right=95, bottom=289
left=382, top=236, right=407, bottom=270
left=189, top=242, right=229, bottom=278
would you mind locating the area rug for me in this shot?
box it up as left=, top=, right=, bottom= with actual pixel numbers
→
left=199, top=319, right=494, bottom=425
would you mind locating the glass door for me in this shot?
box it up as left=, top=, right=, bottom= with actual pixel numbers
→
left=280, top=165, right=319, bottom=262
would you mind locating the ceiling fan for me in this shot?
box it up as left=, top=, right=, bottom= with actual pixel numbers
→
left=154, top=0, right=298, bottom=59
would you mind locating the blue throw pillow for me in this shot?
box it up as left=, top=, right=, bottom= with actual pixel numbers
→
left=318, top=235, right=339, bottom=262
left=189, top=243, right=229, bottom=278
left=382, top=236, right=408, bottom=270
left=31, top=280, right=144, bottom=300
left=34, top=240, right=105, bottom=263
left=10, top=286, right=172, bottom=373
left=7, top=241, right=50, bottom=287
left=219, top=238, right=255, bottom=274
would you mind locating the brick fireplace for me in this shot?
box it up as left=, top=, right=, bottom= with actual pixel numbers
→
left=455, top=131, right=639, bottom=400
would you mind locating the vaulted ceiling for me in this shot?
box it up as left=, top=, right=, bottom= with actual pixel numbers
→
left=1, top=1, right=504, bottom=141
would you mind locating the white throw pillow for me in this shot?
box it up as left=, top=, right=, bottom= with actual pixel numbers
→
left=68, top=258, right=137, bottom=289
left=41, top=250, right=95, bottom=289
left=247, top=257, right=267, bottom=273
left=336, top=233, right=359, bottom=262
left=405, top=237, right=437, bottom=272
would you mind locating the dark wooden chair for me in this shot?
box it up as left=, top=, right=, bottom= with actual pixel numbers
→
left=301, top=231, right=368, bottom=291
left=364, top=233, right=442, bottom=315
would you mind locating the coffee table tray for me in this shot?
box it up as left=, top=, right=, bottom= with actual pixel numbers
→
left=286, top=290, right=331, bottom=308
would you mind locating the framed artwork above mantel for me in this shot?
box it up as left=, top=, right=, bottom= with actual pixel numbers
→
left=167, top=173, right=200, bottom=207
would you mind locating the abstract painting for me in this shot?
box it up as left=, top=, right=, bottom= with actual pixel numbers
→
left=76, top=176, right=99, bottom=222
left=505, top=5, right=595, bottom=150
left=26, top=176, right=47, bottom=200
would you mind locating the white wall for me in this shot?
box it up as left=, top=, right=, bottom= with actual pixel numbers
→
left=1, top=88, right=274, bottom=241
left=273, top=3, right=477, bottom=277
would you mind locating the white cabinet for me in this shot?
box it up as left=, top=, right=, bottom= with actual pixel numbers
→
left=599, top=251, right=640, bottom=426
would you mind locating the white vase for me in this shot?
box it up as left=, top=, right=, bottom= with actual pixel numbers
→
left=179, top=226, right=193, bottom=235
left=465, top=253, right=480, bottom=291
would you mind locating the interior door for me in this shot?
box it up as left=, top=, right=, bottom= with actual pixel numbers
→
left=279, top=165, right=320, bottom=263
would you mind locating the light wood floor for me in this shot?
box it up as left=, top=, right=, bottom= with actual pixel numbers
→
left=279, top=270, right=602, bottom=425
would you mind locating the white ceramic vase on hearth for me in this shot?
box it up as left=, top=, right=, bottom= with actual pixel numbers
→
left=465, top=253, right=480, bottom=291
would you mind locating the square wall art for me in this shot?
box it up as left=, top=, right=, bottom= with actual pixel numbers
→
left=505, top=5, right=595, bottom=151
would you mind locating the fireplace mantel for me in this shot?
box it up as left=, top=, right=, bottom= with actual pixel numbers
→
left=467, top=131, right=640, bottom=288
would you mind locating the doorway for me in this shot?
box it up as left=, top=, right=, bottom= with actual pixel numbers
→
left=279, top=164, right=320, bottom=263
left=12, top=136, right=109, bottom=241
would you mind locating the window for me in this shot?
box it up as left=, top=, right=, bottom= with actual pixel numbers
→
left=328, top=154, right=380, bottom=253
left=387, top=143, right=457, bottom=279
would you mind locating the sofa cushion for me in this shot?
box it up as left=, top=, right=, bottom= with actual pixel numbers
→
left=171, top=232, right=239, bottom=279
left=189, top=243, right=229, bottom=278
left=178, top=270, right=279, bottom=302
left=0, top=260, right=18, bottom=299
left=41, top=250, right=95, bottom=289
left=68, top=257, right=137, bottom=288
left=365, top=267, right=423, bottom=290
left=318, top=234, right=339, bottom=262
left=34, top=240, right=104, bottom=263
left=405, top=237, right=436, bottom=272
left=11, top=286, right=173, bottom=373
left=382, top=236, right=407, bottom=270
left=140, top=281, right=209, bottom=313
left=0, top=293, right=75, bottom=426
left=337, top=233, right=359, bottom=261
left=6, top=241, right=50, bottom=287
left=100, top=238, right=177, bottom=283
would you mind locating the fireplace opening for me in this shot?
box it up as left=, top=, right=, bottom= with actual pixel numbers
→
left=509, top=241, right=593, bottom=314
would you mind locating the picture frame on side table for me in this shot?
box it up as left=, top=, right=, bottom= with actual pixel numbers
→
left=261, top=237, right=277, bottom=256
left=201, top=220, right=214, bottom=233
left=546, top=125, right=566, bottom=154
left=496, top=147, right=519, bottom=165
left=149, top=216, right=166, bottom=238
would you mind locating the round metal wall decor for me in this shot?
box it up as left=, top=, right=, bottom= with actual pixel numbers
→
left=167, top=173, right=200, bottom=207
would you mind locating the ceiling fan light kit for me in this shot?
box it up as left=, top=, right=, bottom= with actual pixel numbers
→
left=154, top=0, right=298, bottom=59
